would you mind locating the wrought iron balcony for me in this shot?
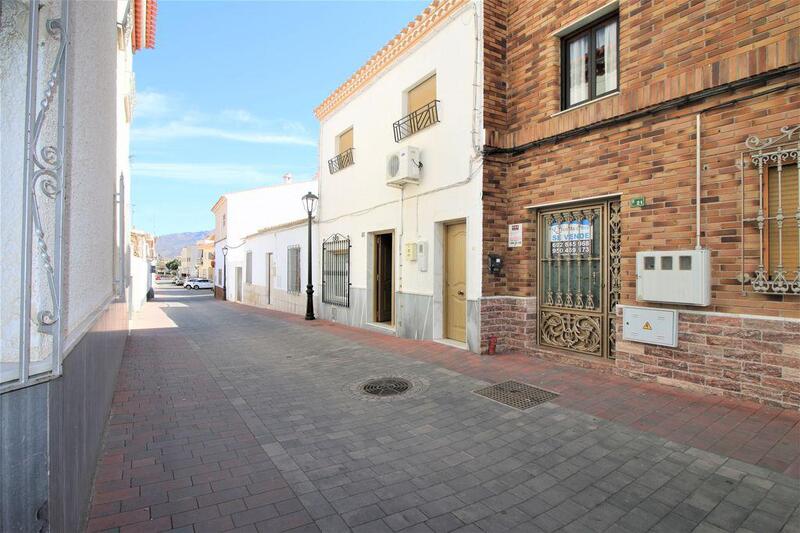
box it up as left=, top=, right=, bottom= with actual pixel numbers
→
left=328, top=148, right=355, bottom=174
left=393, top=100, right=440, bottom=143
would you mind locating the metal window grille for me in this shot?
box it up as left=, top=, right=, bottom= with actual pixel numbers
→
left=328, top=148, right=355, bottom=174
left=393, top=100, right=440, bottom=142
left=245, top=251, right=252, bottom=284
left=322, top=234, right=351, bottom=307
left=740, top=125, right=800, bottom=295
left=2, top=0, right=70, bottom=392
left=287, top=245, right=302, bottom=293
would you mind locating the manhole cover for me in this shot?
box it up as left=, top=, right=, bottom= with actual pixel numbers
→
left=362, top=377, right=412, bottom=397
left=474, top=380, right=558, bottom=410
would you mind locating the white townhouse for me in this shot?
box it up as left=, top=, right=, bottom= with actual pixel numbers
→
left=211, top=176, right=318, bottom=304
left=1, top=0, right=157, bottom=530
left=314, top=0, right=484, bottom=351
left=238, top=218, right=320, bottom=316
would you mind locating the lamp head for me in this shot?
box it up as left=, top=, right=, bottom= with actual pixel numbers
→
left=302, top=191, right=319, bottom=215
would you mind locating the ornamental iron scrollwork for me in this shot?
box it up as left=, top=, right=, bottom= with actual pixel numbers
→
left=11, top=0, right=70, bottom=389
left=744, top=125, right=800, bottom=151
left=28, top=16, right=67, bottom=333
left=741, top=124, right=800, bottom=296
left=540, top=311, right=602, bottom=355
left=608, top=200, right=621, bottom=357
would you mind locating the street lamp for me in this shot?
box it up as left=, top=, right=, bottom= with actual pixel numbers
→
left=302, top=191, right=318, bottom=320
left=222, top=245, right=229, bottom=300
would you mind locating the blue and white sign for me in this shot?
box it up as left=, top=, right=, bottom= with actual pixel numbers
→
left=549, top=218, right=593, bottom=255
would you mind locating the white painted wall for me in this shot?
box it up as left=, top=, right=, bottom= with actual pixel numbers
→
left=213, top=180, right=318, bottom=298
left=65, top=0, right=123, bottom=339
left=317, top=1, right=483, bottom=338
left=238, top=222, right=320, bottom=315
left=130, top=255, right=151, bottom=312
left=1, top=0, right=133, bottom=378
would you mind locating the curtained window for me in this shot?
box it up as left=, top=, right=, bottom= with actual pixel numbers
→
left=562, top=14, right=618, bottom=109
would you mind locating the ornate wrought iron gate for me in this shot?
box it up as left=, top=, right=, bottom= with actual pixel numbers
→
left=538, top=199, right=621, bottom=358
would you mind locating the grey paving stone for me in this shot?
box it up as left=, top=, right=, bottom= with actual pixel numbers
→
left=452, top=502, right=493, bottom=524
left=425, top=513, right=464, bottom=533
left=342, top=504, right=386, bottom=527
left=383, top=508, right=428, bottom=531
left=705, top=501, right=751, bottom=531
left=110, top=291, right=800, bottom=533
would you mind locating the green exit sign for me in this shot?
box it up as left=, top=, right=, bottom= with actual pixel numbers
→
left=630, top=196, right=646, bottom=208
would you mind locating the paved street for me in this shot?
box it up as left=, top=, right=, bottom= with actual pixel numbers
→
left=87, top=285, right=800, bottom=533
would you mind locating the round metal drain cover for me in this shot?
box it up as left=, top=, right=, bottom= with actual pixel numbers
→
left=362, top=377, right=411, bottom=397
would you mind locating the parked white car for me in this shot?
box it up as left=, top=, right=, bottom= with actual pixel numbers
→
left=184, top=278, right=212, bottom=290
left=173, top=277, right=184, bottom=286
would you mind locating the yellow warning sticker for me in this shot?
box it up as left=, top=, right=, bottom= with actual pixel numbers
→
left=642, top=322, right=653, bottom=331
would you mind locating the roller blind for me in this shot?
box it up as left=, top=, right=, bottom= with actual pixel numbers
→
left=337, top=128, right=353, bottom=153
left=407, top=74, right=436, bottom=114
left=767, top=164, right=799, bottom=275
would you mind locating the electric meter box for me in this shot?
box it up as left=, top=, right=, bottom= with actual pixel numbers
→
left=636, top=249, right=711, bottom=306
left=622, top=306, right=678, bottom=347
left=404, top=242, right=417, bottom=262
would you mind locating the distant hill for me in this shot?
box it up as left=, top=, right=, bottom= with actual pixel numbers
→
left=156, top=230, right=212, bottom=258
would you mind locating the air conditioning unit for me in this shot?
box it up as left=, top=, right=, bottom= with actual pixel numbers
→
left=386, top=146, right=421, bottom=187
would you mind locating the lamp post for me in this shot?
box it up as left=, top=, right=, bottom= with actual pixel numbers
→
left=222, top=245, right=229, bottom=300
left=302, top=191, right=318, bottom=320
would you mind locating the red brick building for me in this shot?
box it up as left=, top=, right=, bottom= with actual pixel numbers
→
left=481, top=0, right=800, bottom=408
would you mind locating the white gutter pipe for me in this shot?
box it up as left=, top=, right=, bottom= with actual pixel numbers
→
left=695, top=113, right=702, bottom=250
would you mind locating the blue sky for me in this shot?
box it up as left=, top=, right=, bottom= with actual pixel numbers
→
left=131, top=0, right=427, bottom=236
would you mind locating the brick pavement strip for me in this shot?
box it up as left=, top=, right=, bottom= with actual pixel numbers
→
left=86, top=287, right=800, bottom=532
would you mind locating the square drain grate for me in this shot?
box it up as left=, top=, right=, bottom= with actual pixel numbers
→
left=474, top=380, right=558, bottom=410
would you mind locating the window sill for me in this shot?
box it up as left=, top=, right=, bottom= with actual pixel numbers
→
left=552, top=91, right=620, bottom=118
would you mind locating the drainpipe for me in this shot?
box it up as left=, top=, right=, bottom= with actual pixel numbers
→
left=695, top=114, right=702, bottom=250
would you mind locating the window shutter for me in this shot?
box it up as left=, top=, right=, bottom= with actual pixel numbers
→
left=407, top=74, right=436, bottom=114
left=767, top=165, right=799, bottom=274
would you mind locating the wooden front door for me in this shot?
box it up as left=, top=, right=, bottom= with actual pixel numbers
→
left=235, top=267, right=243, bottom=302
left=375, top=233, right=393, bottom=323
left=445, top=222, right=467, bottom=342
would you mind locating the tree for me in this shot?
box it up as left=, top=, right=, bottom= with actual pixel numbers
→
left=166, top=258, right=180, bottom=272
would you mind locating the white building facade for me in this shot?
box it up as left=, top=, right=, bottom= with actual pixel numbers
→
left=212, top=178, right=318, bottom=304
left=239, top=219, right=320, bottom=316
left=0, top=0, right=157, bottom=530
left=314, top=0, right=484, bottom=351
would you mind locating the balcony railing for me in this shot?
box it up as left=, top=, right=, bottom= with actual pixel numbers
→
left=393, top=100, right=440, bottom=143
left=328, top=148, right=355, bottom=174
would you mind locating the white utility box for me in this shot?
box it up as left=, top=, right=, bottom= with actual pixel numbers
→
left=404, top=242, right=417, bottom=261
left=416, top=241, right=428, bottom=272
left=636, top=249, right=711, bottom=306
left=622, top=306, right=678, bottom=347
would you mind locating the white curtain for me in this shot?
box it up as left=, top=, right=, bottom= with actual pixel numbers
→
left=568, top=36, right=589, bottom=105
left=598, top=20, right=618, bottom=94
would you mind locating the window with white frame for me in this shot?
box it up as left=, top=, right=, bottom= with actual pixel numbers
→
left=287, top=245, right=302, bottom=293
left=245, top=251, right=253, bottom=284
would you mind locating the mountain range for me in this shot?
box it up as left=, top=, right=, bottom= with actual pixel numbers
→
left=155, top=230, right=212, bottom=259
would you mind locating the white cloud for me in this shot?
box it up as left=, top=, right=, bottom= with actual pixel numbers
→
left=220, top=109, right=257, bottom=123
left=133, top=162, right=312, bottom=185
left=134, top=90, right=171, bottom=119
left=132, top=91, right=315, bottom=147
left=132, top=122, right=315, bottom=146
